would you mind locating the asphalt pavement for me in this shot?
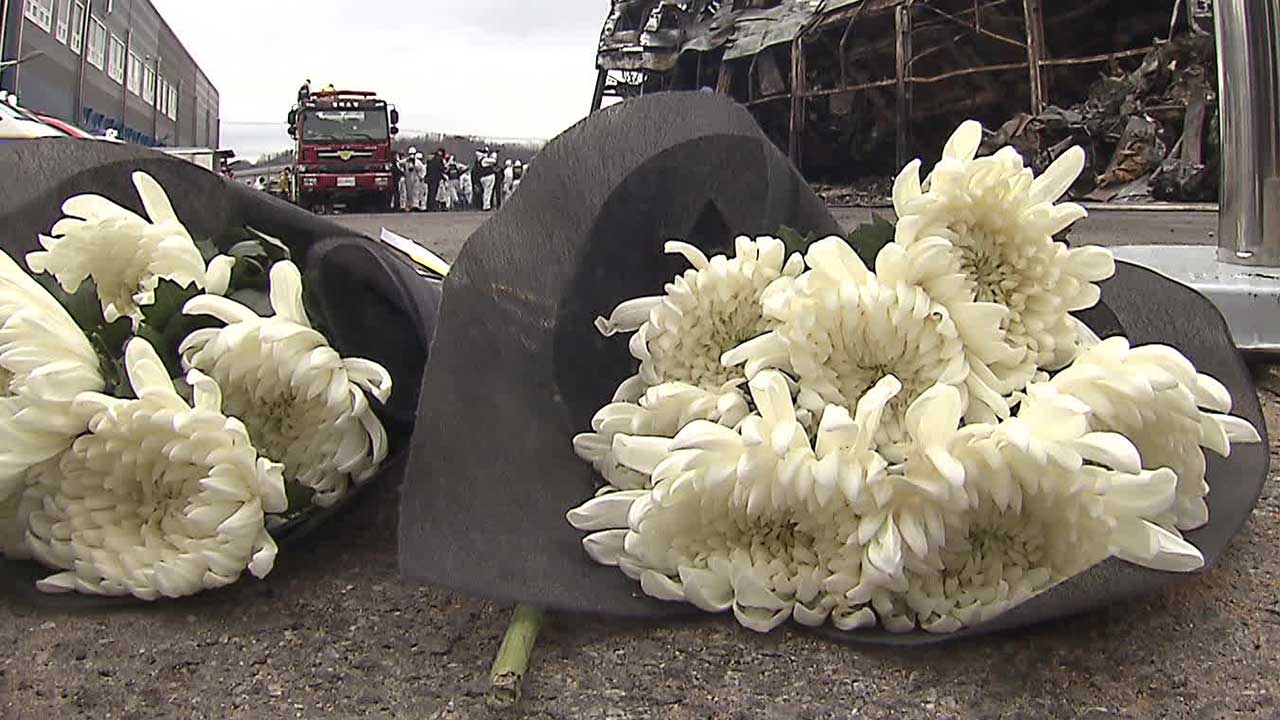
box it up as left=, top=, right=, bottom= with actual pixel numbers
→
left=5, top=205, right=1277, bottom=720
left=334, top=206, right=1220, bottom=264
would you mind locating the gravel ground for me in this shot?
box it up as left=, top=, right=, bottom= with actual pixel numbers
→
left=2, top=209, right=1275, bottom=720
left=333, top=206, right=1219, bottom=262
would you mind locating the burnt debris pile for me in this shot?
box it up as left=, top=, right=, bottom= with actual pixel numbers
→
left=982, top=33, right=1219, bottom=204
left=592, top=0, right=1219, bottom=204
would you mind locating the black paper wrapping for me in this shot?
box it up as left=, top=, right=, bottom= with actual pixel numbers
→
left=0, top=138, right=442, bottom=606
left=398, top=92, right=1269, bottom=644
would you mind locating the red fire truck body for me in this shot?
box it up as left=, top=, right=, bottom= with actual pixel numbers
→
left=288, top=89, right=399, bottom=212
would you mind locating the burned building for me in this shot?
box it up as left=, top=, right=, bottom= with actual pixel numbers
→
left=592, top=0, right=1219, bottom=201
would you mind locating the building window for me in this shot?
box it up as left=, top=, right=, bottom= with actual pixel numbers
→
left=24, top=0, right=54, bottom=32
left=157, top=78, right=167, bottom=115
left=143, top=66, right=156, bottom=105
left=127, top=52, right=142, bottom=95
left=168, top=86, right=179, bottom=121
left=87, top=17, right=106, bottom=69
left=108, top=35, right=126, bottom=84
left=69, top=2, right=84, bottom=53
left=55, top=0, right=70, bottom=42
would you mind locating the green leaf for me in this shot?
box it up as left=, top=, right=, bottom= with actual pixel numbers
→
left=777, top=225, right=818, bottom=256
left=227, top=240, right=270, bottom=261
left=31, top=274, right=133, bottom=393
left=96, top=315, right=133, bottom=360
left=100, top=352, right=132, bottom=399
left=245, top=226, right=292, bottom=262
left=229, top=288, right=272, bottom=317
left=134, top=323, right=180, bottom=378
left=140, top=279, right=200, bottom=334
left=228, top=256, right=268, bottom=294
left=207, top=226, right=252, bottom=255
left=136, top=279, right=227, bottom=379
left=846, top=213, right=896, bottom=264
left=35, top=274, right=104, bottom=332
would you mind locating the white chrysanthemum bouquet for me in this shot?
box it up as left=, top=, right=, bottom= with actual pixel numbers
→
left=0, top=171, right=392, bottom=600
left=567, top=121, right=1263, bottom=634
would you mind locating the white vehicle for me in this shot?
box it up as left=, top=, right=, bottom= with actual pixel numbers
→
left=0, top=98, right=64, bottom=142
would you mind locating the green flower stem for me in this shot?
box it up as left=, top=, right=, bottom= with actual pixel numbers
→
left=486, top=604, right=545, bottom=709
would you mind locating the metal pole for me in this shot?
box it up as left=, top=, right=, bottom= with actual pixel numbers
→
left=1022, top=0, right=1046, bottom=115
left=0, top=0, right=10, bottom=84
left=151, top=55, right=159, bottom=140
left=895, top=3, right=913, bottom=169
left=590, top=67, right=607, bottom=112
left=75, top=0, right=92, bottom=125
left=121, top=28, right=130, bottom=131
left=788, top=36, right=805, bottom=164
left=716, top=58, right=732, bottom=94
left=11, top=0, right=24, bottom=92
left=1214, top=0, right=1280, bottom=265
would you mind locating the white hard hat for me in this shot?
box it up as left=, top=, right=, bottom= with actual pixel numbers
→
left=408, top=147, right=417, bottom=154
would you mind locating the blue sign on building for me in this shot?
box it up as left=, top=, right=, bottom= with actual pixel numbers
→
left=81, top=107, right=162, bottom=148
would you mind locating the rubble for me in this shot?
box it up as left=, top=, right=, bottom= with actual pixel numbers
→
left=593, top=1, right=1220, bottom=204
left=812, top=177, right=893, bottom=207
left=981, top=34, right=1219, bottom=203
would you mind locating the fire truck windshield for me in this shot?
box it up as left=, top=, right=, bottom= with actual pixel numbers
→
left=301, top=109, right=389, bottom=143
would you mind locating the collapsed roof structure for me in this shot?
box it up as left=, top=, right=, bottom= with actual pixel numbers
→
left=592, top=0, right=1218, bottom=200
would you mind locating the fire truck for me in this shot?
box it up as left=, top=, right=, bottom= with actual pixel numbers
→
left=287, top=89, right=399, bottom=213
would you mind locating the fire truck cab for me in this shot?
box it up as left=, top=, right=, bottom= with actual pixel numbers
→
left=287, top=89, right=399, bottom=213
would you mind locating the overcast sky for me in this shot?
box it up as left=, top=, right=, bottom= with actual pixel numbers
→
left=150, top=1, right=608, bottom=158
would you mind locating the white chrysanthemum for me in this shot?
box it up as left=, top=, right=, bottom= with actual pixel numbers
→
left=205, top=254, right=236, bottom=296
left=574, top=381, right=750, bottom=491
left=724, top=236, right=1018, bottom=453
left=23, top=339, right=286, bottom=600
left=180, top=261, right=392, bottom=507
left=569, top=372, right=878, bottom=632
left=885, top=120, right=1115, bottom=388
left=839, top=383, right=973, bottom=610
left=876, top=381, right=1205, bottom=633
left=27, top=171, right=217, bottom=322
left=1049, top=337, right=1262, bottom=530
left=0, top=249, right=103, bottom=499
left=594, top=236, right=804, bottom=394
left=572, top=474, right=877, bottom=633
left=972, top=381, right=1204, bottom=573
left=588, top=372, right=808, bottom=510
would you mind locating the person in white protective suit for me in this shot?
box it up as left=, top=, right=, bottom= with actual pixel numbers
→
left=412, top=151, right=429, bottom=211
left=510, top=160, right=525, bottom=197
left=435, top=156, right=456, bottom=211
left=501, top=159, right=515, bottom=204
left=459, top=164, right=473, bottom=209
left=403, top=147, right=420, bottom=213
left=479, top=147, right=498, bottom=211
left=443, top=156, right=463, bottom=211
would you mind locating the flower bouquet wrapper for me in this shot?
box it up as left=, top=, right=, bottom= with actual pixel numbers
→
left=0, top=138, right=442, bottom=606
left=400, top=92, right=843, bottom=617
left=398, top=92, right=1268, bottom=643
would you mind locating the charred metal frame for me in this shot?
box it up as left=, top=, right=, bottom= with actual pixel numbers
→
left=723, top=0, right=1175, bottom=165
left=592, top=1, right=1178, bottom=166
